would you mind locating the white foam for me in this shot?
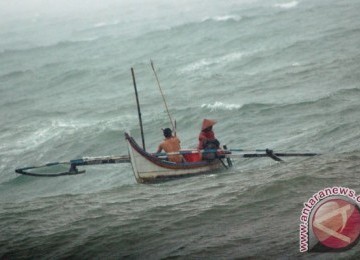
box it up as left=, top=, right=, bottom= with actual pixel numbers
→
left=274, top=1, right=299, bottom=9
left=1, top=120, right=87, bottom=156
left=201, top=101, right=242, bottom=111
left=208, top=15, right=242, bottom=22
left=180, top=52, right=244, bottom=73
left=94, top=22, right=106, bottom=28
left=93, top=20, right=120, bottom=28
left=182, top=59, right=213, bottom=72
left=16, top=121, right=73, bottom=149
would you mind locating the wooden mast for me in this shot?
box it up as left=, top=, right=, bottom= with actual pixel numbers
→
left=131, top=67, right=146, bottom=151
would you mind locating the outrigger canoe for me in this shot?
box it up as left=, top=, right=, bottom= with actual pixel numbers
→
left=14, top=65, right=319, bottom=182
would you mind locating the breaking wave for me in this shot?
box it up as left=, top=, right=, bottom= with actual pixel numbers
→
left=202, top=15, right=242, bottom=22
left=93, top=20, right=120, bottom=28
left=201, top=102, right=242, bottom=111
left=274, top=1, right=299, bottom=9
left=180, top=52, right=244, bottom=73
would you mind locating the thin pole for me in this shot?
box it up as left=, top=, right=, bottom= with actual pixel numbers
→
left=131, top=67, right=146, bottom=151
left=150, top=60, right=175, bottom=133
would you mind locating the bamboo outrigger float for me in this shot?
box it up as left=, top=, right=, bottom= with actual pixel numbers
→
left=14, top=64, right=319, bottom=182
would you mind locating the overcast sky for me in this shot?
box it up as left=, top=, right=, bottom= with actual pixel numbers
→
left=0, top=0, right=257, bottom=19
left=0, top=0, right=122, bottom=18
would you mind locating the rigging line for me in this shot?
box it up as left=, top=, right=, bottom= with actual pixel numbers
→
left=150, top=60, right=176, bottom=133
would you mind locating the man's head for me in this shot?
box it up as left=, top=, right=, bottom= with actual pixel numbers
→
left=163, top=128, right=172, bottom=138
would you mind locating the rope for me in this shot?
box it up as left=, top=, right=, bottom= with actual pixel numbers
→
left=150, top=60, right=175, bottom=133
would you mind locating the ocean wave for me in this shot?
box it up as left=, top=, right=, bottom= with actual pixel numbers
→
left=1, top=120, right=90, bottom=158
left=49, top=68, right=88, bottom=85
left=202, top=15, right=242, bottom=23
left=199, top=88, right=360, bottom=115
left=201, top=102, right=242, bottom=111
left=93, top=20, right=120, bottom=28
left=201, top=101, right=280, bottom=114
left=0, top=69, right=34, bottom=81
left=180, top=52, right=244, bottom=73
left=1, top=115, right=137, bottom=157
left=0, top=37, right=101, bottom=57
left=274, top=1, right=299, bottom=9
left=13, top=121, right=81, bottom=152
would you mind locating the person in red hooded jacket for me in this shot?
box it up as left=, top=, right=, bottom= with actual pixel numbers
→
left=198, top=119, right=220, bottom=150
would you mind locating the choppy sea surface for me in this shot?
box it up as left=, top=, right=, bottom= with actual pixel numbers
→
left=1, top=0, right=360, bottom=258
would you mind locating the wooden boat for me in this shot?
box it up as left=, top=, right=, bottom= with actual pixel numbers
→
left=125, top=132, right=226, bottom=183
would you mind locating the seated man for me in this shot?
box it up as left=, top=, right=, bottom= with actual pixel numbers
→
left=157, top=128, right=184, bottom=163
left=198, top=119, right=221, bottom=160
left=198, top=119, right=220, bottom=150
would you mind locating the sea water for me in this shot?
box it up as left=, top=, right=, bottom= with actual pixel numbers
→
left=1, top=0, right=360, bottom=258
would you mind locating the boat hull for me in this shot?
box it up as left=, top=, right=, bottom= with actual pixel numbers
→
left=125, top=133, right=224, bottom=183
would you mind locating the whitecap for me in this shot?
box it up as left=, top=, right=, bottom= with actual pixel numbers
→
left=206, top=15, right=242, bottom=22
left=93, top=20, right=120, bottom=28
left=274, top=1, right=298, bottom=9
left=180, top=52, right=244, bottom=73
left=219, top=52, right=244, bottom=63
left=94, top=22, right=107, bottom=28
left=181, top=59, right=213, bottom=73
left=201, top=102, right=242, bottom=111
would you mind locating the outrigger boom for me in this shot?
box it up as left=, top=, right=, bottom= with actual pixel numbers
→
left=14, top=144, right=318, bottom=178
